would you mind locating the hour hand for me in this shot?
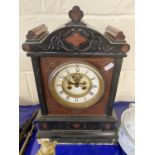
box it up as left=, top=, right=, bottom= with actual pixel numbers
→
left=78, top=81, right=86, bottom=85
left=67, top=80, right=75, bottom=85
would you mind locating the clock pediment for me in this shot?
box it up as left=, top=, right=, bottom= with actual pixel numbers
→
left=22, top=6, right=130, bottom=56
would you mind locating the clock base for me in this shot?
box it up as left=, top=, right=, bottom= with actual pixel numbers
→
left=37, top=115, right=117, bottom=130
left=36, top=115, right=118, bottom=144
left=37, top=129, right=118, bottom=144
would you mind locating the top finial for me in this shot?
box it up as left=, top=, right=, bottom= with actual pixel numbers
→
left=69, top=6, right=84, bottom=23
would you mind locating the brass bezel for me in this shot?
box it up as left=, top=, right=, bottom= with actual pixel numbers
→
left=48, top=61, right=105, bottom=110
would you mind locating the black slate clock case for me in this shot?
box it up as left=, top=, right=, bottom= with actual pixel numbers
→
left=22, top=6, right=130, bottom=143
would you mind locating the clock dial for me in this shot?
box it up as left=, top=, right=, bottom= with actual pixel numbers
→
left=48, top=61, right=105, bottom=109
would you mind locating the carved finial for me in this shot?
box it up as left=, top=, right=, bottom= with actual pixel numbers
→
left=69, top=6, right=84, bottom=23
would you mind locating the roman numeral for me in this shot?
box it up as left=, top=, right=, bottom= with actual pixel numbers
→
left=59, top=90, right=64, bottom=95
left=65, top=68, right=70, bottom=74
left=75, top=65, right=80, bottom=72
left=56, top=84, right=62, bottom=87
left=85, top=70, right=89, bottom=75
left=83, top=97, right=87, bottom=101
left=92, top=85, right=97, bottom=88
left=75, top=98, right=78, bottom=102
left=58, top=75, right=68, bottom=81
left=66, top=96, right=70, bottom=100
left=89, top=91, right=94, bottom=96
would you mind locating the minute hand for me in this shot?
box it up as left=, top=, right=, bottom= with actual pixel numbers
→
left=78, top=81, right=86, bottom=85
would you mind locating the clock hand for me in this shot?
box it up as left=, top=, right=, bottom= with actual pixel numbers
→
left=68, top=80, right=75, bottom=85
left=79, top=82, right=87, bottom=90
left=67, top=80, right=81, bottom=88
left=67, top=74, right=87, bottom=88
left=78, top=81, right=86, bottom=85
left=72, top=73, right=83, bottom=82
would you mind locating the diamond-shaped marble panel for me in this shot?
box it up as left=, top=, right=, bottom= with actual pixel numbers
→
left=65, top=33, right=87, bottom=47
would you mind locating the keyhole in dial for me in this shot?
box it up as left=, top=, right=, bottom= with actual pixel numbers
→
left=82, top=86, right=87, bottom=90
left=81, top=81, right=87, bottom=90
left=67, top=86, right=72, bottom=89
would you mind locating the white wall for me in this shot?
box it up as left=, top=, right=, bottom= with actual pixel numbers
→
left=19, top=0, right=135, bottom=105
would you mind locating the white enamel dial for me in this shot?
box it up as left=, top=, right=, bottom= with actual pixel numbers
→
left=48, top=61, right=105, bottom=109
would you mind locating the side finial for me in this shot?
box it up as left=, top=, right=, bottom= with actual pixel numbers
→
left=69, top=6, right=84, bottom=23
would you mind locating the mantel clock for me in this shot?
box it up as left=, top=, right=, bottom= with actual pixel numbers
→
left=22, top=6, right=130, bottom=144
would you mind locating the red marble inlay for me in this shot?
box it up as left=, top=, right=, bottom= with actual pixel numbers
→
left=42, top=123, right=48, bottom=129
left=72, top=122, right=81, bottom=129
left=105, top=123, right=111, bottom=130
left=65, top=33, right=86, bottom=47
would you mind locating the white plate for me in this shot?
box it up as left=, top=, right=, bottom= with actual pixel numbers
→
left=118, top=104, right=135, bottom=155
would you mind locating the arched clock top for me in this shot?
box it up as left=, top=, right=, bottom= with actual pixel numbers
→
left=22, top=6, right=130, bottom=57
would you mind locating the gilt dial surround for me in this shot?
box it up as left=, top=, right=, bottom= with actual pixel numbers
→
left=48, top=61, right=105, bottom=110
